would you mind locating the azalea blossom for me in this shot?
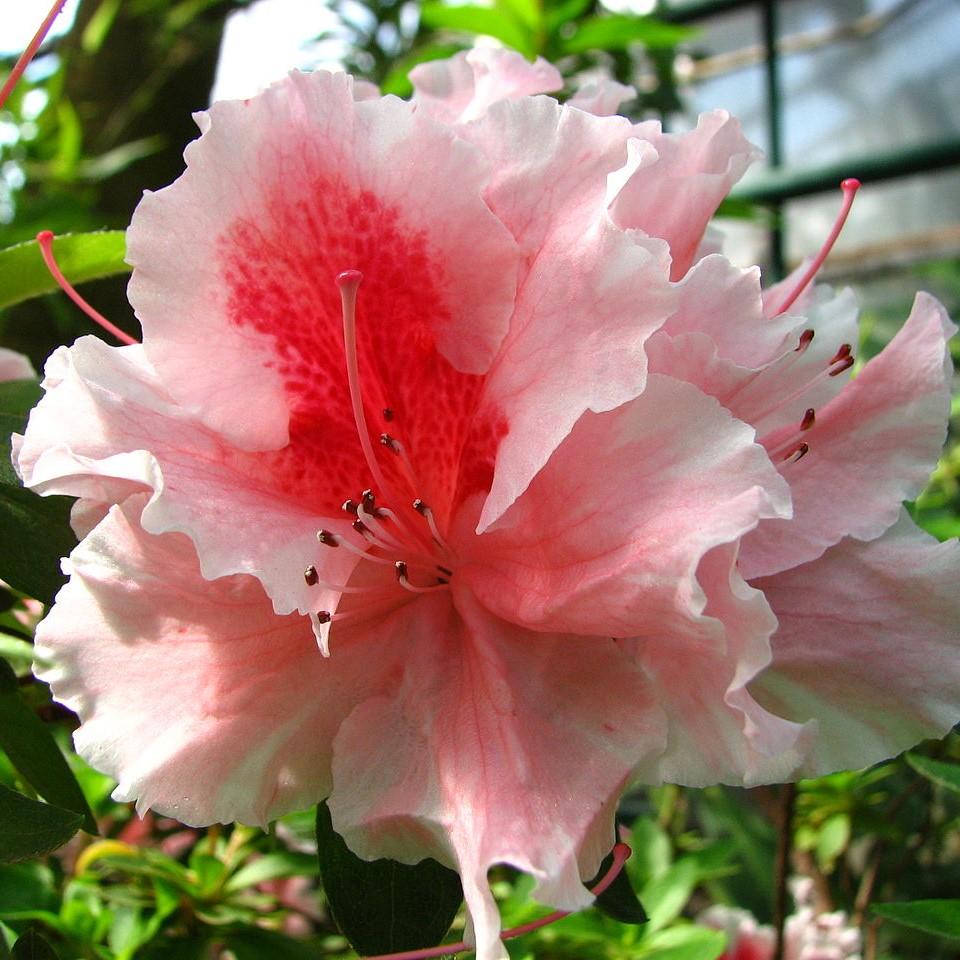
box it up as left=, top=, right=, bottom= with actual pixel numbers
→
left=14, top=48, right=960, bottom=960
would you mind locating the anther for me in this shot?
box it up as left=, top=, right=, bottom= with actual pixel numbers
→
left=342, top=499, right=359, bottom=515
left=383, top=407, right=394, bottom=422
left=800, top=408, right=816, bottom=431
left=362, top=489, right=376, bottom=507
left=830, top=343, right=852, bottom=364
left=782, top=442, right=810, bottom=463
left=317, top=529, right=339, bottom=547
left=36, top=232, right=140, bottom=346
left=353, top=519, right=371, bottom=537
left=395, top=560, right=408, bottom=581
left=829, top=356, right=855, bottom=376
left=412, top=498, right=428, bottom=516
left=795, top=329, right=815, bottom=352
left=772, top=178, right=861, bottom=317
left=304, top=565, right=320, bottom=586
left=380, top=433, right=400, bottom=453
left=437, top=565, right=454, bottom=577
left=316, top=610, right=332, bottom=624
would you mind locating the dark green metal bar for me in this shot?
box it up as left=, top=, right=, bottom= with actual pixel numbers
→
left=761, top=0, right=784, bottom=277
left=658, top=0, right=766, bottom=23
left=731, top=138, right=960, bottom=203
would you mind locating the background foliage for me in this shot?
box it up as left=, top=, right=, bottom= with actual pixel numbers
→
left=1, top=1, right=959, bottom=958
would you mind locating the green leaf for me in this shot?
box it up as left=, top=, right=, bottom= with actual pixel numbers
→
left=316, top=801, right=462, bottom=956
left=815, top=812, right=850, bottom=870
left=0, top=786, right=82, bottom=864
left=223, top=928, right=320, bottom=960
left=640, top=858, right=699, bottom=935
left=0, top=380, right=42, bottom=488
left=873, top=900, right=960, bottom=940
left=419, top=4, right=533, bottom=56
left=559, top=15, right=692, bottom=55
left=11, top=930, right=60, bottom=960
left=590, top=847, right=647, bottom=925
left=0, top=232, right=128, bottom=312
left=224, top=851, right=317, bottom=893
left=0, top=659, right=97, bottom=833
left=640, top=924, right=727, bottom=960
left=907, top=754, right=960, bottom=794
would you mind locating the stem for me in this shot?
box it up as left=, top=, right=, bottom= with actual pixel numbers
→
left=772, top=783, right=797, bottom=960
left=0, top=0, right=68, bottom=111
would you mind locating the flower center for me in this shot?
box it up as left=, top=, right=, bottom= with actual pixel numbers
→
left=304, top=270, right=455, bottom=631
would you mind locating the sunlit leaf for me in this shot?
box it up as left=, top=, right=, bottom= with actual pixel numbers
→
left=873, top=900, right=960, bottom=940
left=419, top=3, right=533, bottom=56
left=316, top=801, right=462, bottom=955
left=0, top=659, right=97, bottom=833
left=0, top=231, right=128, bottom=312
left=559, top=15, right=692, bottom=55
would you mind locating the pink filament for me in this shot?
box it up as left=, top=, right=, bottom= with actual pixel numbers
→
left=771, top=178, right=861, bottom=317
left=0, top=0, right=67, bottom=111
left=367, top=842, right=633, bottom=960
left=36, top=231, right=139, bottom=345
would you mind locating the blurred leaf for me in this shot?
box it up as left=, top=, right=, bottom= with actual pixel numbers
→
left=628, top=817, right=672, bottom=886
left=0, top=380, right=42, bottom=487
left=640, top=858, right=699, bottom=934
left=559, top=15, right=692, bottom=55
left=0, top=785, right=82, bottom=863
left=907, top=754, right=960, bottom=794
left=815, top=812, right=850, bottom=871
left=224, top=927, right=321, bottom=960
left=590, top=846, right=647, bottom=925
left=419, top=3, right=533, bottom=55
left=82, top=0, right=124, bottom=54
left=0, top=232, right=128, bottom=312
left=0, top=659, right=97, bottom=833
left=640, top=924, right=727, bottom=960
left=873, top=900, right=960, bottom=940
left=380, top=43, right=464, bottom=97
left=316, top=801, right=462, bottom=956
left=0, top=863, right=58, bottom=915
left=495, top=0, right=541, bottom=32
left=10, top=930, right=59, bottom=960
left=224, top=851, right=317, bottom=893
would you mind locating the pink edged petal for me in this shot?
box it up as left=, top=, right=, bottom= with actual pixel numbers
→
left=464, top=374, right=791, bottom=638
left=750, top=510, right=960, bottom=775
left=631, top=543, right=812, bottom=788
left=410, top=47, right=562, bottom=124
left=567, top=79, right=636, bottom=116
left=127, top=69, right=520, bottom=452
left=34, top=496, right=398, bottom=826
left=741, top=292, right=956, bottom=579
left=476, top=215, right=675, bottom=529
left=0, top=347, right=35, bottom=381
left=608, top=111, right=761, bottom=279
left=661, top=254, right=797, bottom=368
left=16, top=337, right=357, bottom=618
left=328, top=587, right=665, bottom=960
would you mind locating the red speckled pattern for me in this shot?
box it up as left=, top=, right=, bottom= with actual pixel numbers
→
left=220, top=163, right=504, bottom=527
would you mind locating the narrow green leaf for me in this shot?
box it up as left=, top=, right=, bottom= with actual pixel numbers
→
left=873, top=900, right=960, bottom=940
left=224, top=851, right=317, bottom=893
left=0, top=659, right=97, bottom=834
left=0, top=232, right=128, bottom=312
left=419, top=4, right=533, bottom=56
left=640, top=858, right=699, bottom=934
left=907, top=754, right=960, bottom=794
left=0, top=786, right=83, bottom=864
left=11, top=930, right=60, bottom=960
left=560, top=15, right=693, bottom=55
left=640, top=925, right=727, bottom=960
left=316, top=801, right=462, bottom=956
left=590, top=847, right=647, bottom=925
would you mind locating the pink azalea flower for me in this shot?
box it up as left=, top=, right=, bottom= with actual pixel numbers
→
left=0, top=347, right=35, bottom=382
left=14, top=49, right=960, bottom=960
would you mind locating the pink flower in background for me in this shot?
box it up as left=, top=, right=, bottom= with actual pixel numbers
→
left=0, top=347, right=35, bottom=382
left=15, top=48, right=960, bottom=960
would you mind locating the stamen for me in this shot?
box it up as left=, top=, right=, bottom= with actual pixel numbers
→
left=771, top=179, right=861, bottom=317
left=829, top=343, right=851, bottom=365
left=365, top=843, right=633, bottom=960
left=800, top=408, right=816, bottom=431
left=341, top=499, right=359, bottom=515
left=764, top=408, right=816, bottom=462
left=782, top=441, right=810, bottom=464
left=36, top=232, right=139, bottom=346
left=795, top=329, right=815, bottom=353
left=0, top=0, right=67, bottom=110
left=383, top=407, right=394, bottom=422
left=317, top=528, right=394, bottom=565
left=304, top=565, right=320, bottom=586
left=395, top=560, right=449, bottom=594
left=412, top=498, right=453, bottom=554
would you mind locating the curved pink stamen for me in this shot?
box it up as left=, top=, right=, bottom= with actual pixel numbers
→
left=367, top=842, right=633, bottom=960
left=771, top=178, right=861, bottom=317
left=0, top=0, right=68, bottom=111
left=36, top=231, right=139, bottom=345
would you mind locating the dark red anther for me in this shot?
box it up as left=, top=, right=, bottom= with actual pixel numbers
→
left=437, top=577, right=450, bottom=585
left=829, top=356, right=855, bottom=376
left=362, top=489, right=376, bottom=506
left=800, top=408, right=816, bottom=431
left=342, top=498, right=359, bottom=515
left=412, top=498, right=429, bottom=516
left=383, top=407, right=394, bottom=422
left=782, top=441, right=810, bottom=463
left=317, top=529, right=339, bottom=546
left=395, top=560, right=409, bottom=581
left=304, top=565, right=319, bottom=586
left=353, top=519, right=370, bottom=536
left=795, top=329, right=815, bottom=352
left=437, top=565, right=454, bottom=577
left=316, top=610, right=332, bottom=624
left=380, top=433, right=400, bottom=453
left=830, top=343, right=852, bottom=364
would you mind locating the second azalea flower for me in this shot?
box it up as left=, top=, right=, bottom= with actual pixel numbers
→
left=15, top=48, right=960, bottom=960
